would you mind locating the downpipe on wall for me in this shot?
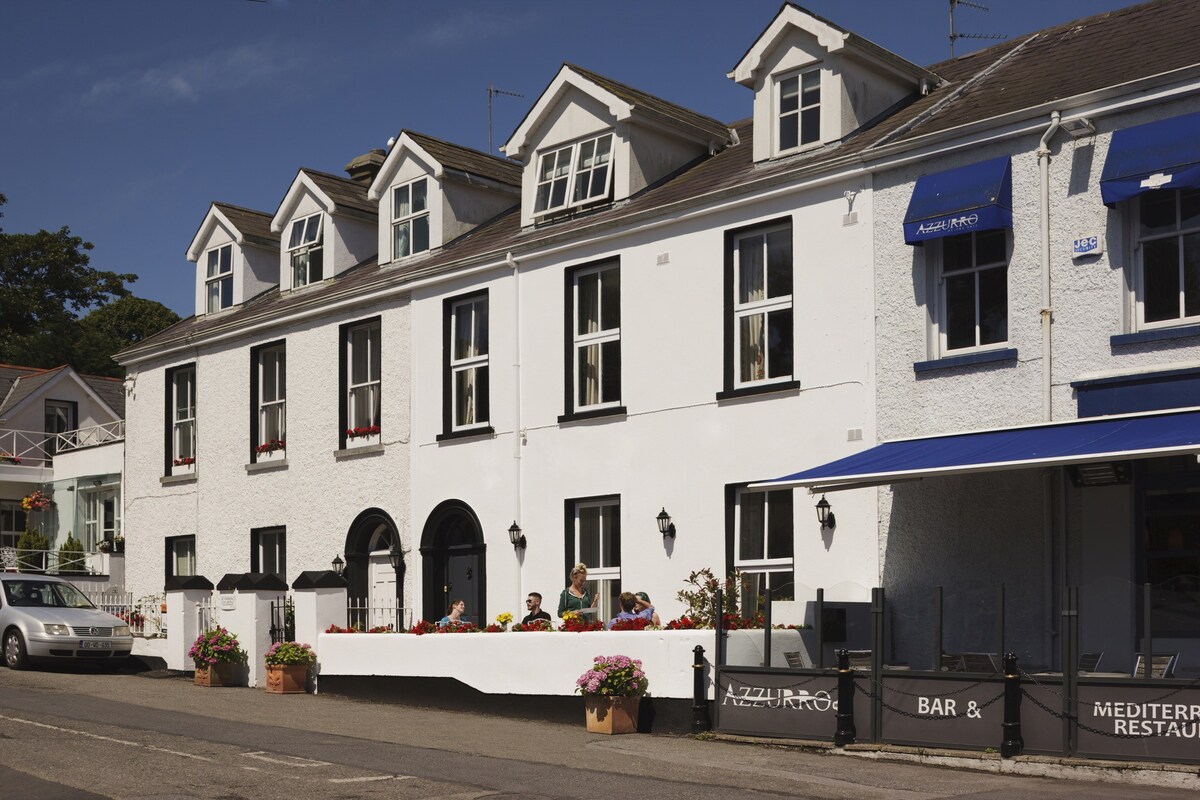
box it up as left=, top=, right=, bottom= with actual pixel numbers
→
left=506, top=251, right=524, bottom=605
left=1038, top=110, right=1060, bottom=423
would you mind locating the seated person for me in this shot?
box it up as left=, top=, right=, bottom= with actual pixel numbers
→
left=522, top=592, right=551, bottom=625
left=634, top=591, right=661, bottom=627
left=438, top=599, right=466, bottom=627
left=606, top=591, right=642, bottom=630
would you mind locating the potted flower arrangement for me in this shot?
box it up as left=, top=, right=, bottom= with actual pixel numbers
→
left=345, top=425, right=380, bottom=441
left=495, top=611, right=513, bottom=631
left=0, top=451, right=21, bottom=465
left=20, top=490, right=52, bottom=512
left=112, top=534, right=125, bottom=554
left=576, top=654, right=649, bottom=734
left=561, top=610, right=604, bottom=632
left=512, top=618, right=554, bottom=632
left=255, top=438, right=285, bottom=456
left=263, top=641, right=316, bottom=694
left=188, top=626, right=247, bottom=687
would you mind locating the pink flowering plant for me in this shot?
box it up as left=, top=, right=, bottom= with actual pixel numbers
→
left=188, top=626, right=247, bottom=668
left=263, top=641, right=316, bottom=667
left=575, top=654, right=649, bottom=697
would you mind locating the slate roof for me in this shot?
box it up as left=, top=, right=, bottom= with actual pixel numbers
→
left=118, top=0, right=1200, bottom=363
left=213, top=203, right=279, bottom=248
left=0, top=364, right=125, bottom=420
left=301, top=169, right=378, bottom=216
left=405, top=131, right=521, bottom=187
left=567, top=64, right=731, bottom=144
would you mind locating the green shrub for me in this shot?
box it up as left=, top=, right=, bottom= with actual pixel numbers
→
left=17, top=529, right=50, bottom=572
left=56, top=534, right=85, bottom=574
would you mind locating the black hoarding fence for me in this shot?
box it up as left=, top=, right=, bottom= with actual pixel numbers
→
left=711, top=582, right=1200, bottom=764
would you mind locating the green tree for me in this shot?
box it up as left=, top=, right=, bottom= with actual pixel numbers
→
left=74, top=296, right=181, bottom=376
left=0, top=193, right=136, bottom=368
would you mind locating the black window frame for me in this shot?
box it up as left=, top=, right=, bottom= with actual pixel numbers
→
left=249, top=339, right=286, bottom=463
left=250, top=526, right=287, bottom=580
left=438, top=290, right=493, bottom=441
left=562, top=494, right=622, bottom=619
left=164, top=534, right=197, bottom=583
left=338, top=316, right=382, bottom=449
left=560, top=258, right=625, bottom=424
left=163, top=363, right=197, bottom=475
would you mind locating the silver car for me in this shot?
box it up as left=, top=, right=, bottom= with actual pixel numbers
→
left=0, top=574, right=133, bottom=669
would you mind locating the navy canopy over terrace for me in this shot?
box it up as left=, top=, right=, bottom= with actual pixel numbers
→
left=1100, top=109, right=1200, bottom=206
left=903, top=156, right=1012, bottom=244
left=755, top=408, right=1200, bottom=492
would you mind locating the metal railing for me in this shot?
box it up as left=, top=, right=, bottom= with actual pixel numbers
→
left=0, top=546, right=110, bottom=576
left=0, top=421, right=125, bottom=467
left=196, top=597, right=215, bottom=633
left=347, top=596, right=412, bottom=632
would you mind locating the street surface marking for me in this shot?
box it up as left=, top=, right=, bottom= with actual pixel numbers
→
left=1, top=714, right=214, bottom=762
left=242, top=751, right=330, bottom=767
left=328, top=776, right=414, bottom=783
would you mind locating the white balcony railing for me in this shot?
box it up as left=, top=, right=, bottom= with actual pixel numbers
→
left=0, top=421, right=124, bottom=467
left=0, top=546, right=109, bottom=576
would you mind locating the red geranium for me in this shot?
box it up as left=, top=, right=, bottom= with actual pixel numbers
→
left=609, top=617, right=651, bottom=632
left=410, top=620, right=438, bottom=635
left=561, top=617, right=604, bottom=633
left=345, top=425, right=381, bottom=440
left=512, top=619, right=553, bottom=632
left=666, top=616, right=698, bottom=630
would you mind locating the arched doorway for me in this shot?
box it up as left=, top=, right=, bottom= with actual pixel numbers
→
left=344, top=508, right=404, bottom=628
left=420, top=500, right=486, bottom=625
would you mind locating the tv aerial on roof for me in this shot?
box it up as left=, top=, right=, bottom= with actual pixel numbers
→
left=949, top=0, right=1007, bottom=59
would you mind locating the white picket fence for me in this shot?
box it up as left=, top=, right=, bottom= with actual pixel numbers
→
left=83, top=590, right=164, bottom=638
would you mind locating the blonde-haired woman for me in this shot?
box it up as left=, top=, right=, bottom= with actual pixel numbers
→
left=557, top=562, right=596, bottom=618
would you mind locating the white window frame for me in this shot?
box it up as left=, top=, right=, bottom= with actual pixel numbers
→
left=170, top=536, right=196, bottom=578
left=287, top=213, right=323, bottom=288
left=732, top=225, right=793, bottom=388
left=1134, top=189, right=1200, bottom=330
left=346, top=320, right=381, bottom=433
left=171, top=367, right=196, bottom=471
left=257, top=345, right=286, bottom=453
left=82, top=486, right=121, bottom=552
left=254, top=528, right=286, bottom=577
left=0, top=500, right=27, bottom=550
left=449, top=295, right=489, bottom=431
left=934, top=230, right=1009, bottom=355
left=776, top=67, right=821, bottom=154
left=534, top=132, right=614, bottom=216
left=392, top=178, right=430, bottom=260
left=205, top=244, right=233, bottom=313
left=733, top=487, right=795, bottom=616
left=574, top=498, right=621, bottom=621
left=572, top=263, right=620, bottom=410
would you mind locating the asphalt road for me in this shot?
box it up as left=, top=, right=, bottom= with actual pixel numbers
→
left=0, top=663, right=1195, bottom=800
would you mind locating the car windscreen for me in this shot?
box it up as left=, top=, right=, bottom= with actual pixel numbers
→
left=2, top=580, right=95, bottom=609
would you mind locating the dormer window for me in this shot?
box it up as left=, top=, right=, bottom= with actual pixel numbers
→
left=778, top=69, right=820, bottom=152
left=288, top=213, right=323, bottom=288
left=534, top=133, right=613, bottom=215
left=392, top=178, right=429, bottom=259
left=205, top=245, right=233, bottom=313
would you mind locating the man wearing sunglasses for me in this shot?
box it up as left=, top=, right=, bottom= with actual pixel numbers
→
left=521, top=592, right=552, bottom=625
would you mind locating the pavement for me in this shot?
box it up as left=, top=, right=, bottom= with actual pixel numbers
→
left=0, top=662, right=1197, bottom=798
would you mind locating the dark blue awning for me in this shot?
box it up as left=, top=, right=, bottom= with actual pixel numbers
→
left=903, top=156, right=1012, bottom=244
left=1100, top=110, right=1200, bottom=206
left=754, top=408, right=1200, bottom=493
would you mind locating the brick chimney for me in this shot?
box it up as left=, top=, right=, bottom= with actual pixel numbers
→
left=344, top=148, right=387, bottom=185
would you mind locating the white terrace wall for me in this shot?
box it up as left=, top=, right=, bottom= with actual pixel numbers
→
left=123, top=297, right=412, bottom=607
left=411, top=174, right=881, bottom=626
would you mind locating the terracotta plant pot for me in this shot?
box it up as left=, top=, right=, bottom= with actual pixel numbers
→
left=584, top=695, right=641, bottom=734
left=193, top=661, right=236, bottom=687
left=265, top=664, right=309, bottom=694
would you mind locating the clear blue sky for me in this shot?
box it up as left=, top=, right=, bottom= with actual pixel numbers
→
left=1, top=0, right=1135, bottom=317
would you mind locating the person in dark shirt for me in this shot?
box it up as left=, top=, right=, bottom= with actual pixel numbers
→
left=522, top=592, right=552, bottom=625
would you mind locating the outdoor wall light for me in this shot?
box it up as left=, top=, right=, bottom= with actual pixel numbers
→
left=508, top=521, right=526, bottom=550
left=388, top=543, right=403, bottom=571
left=331, top=554, right=345, bottom=577
left=656, top=508, right=677, bottom=539
left=815, top=495, right=836, bottom=530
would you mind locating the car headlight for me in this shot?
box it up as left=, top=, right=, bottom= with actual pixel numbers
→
left=112, top=625, right=130, bottom=637
left=43, top=623, right=71, bottom=636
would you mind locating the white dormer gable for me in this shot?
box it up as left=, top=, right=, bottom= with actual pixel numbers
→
left=502, top=64, right=729, bottom=228
left=367, top=131, right=520, bottom=267
left=729, top=3, right=939, bottom=163
left=185, top=203, right=279, bottom=317
left=270, top=170, right=377, bottom=291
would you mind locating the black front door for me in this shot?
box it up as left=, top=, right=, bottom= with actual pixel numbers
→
left=421, top=501, right=486, bottom=624
left=445, top=552, right=480, bottom=625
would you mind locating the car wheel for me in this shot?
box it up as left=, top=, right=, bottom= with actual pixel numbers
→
left=4, top=629, right=29, bottom=670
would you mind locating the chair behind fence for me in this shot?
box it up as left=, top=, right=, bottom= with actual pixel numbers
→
left=83, top=590, right=163, bottom=637
left=347, top=596, right=412, bottom=631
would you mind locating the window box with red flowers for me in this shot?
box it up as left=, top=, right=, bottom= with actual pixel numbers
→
left=172, top=455, right=196, bottom=475
left=344, top=424, right=380, bottom=449
left=255, top=438, right=285, bottom=462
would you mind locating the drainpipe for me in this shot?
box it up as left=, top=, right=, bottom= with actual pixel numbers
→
left=506, top=252, right=523, bottom=606
left=1037, top=110, right=1060, bottom=423
left=1037, top=112, right=1060, bottom=669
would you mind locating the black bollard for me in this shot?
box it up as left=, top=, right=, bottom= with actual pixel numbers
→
left=1000, top=652, right=1023, bottom=758
left=834, top=648, right=856, bottom=746
left=691, top=645, right=711, bottom=732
